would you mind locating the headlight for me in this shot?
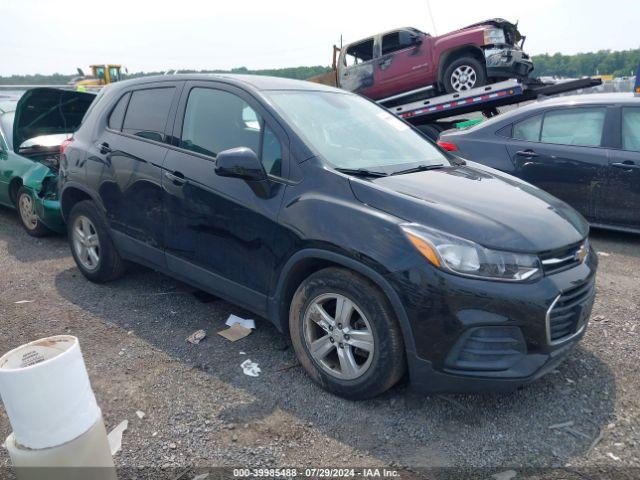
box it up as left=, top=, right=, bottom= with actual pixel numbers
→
left=401, top=223, right=541, bottom=282
left=484, top=28, right=506, bottom=45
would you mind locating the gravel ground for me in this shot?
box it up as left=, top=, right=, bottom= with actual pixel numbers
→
left=0, top=205, right=638, bottom=479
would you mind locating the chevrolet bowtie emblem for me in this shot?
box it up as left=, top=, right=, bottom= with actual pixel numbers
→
left=575, top=244, right=588, bottom=263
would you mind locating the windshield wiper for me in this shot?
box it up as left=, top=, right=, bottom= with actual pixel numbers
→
left=390, top=164, right=445, bottom=176
left=334, top=167, right=388, bottom=178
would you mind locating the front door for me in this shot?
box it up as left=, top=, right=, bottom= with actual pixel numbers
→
left=375, top=30, right=433, bottom=97
left=506, top=106, right=610, bottom=221
left=162, top=82, right=288, bottom=314
left=598, top=106, right=640, bottom=229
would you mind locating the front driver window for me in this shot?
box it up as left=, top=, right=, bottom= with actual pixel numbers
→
left=180, top=88, right=283, bottom=176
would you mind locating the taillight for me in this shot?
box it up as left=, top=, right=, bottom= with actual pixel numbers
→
left=437, top=140, right=458, bottom=152
left=60, top=138, right=74, bottom=155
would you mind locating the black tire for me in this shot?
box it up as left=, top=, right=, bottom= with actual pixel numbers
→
left=16, top=187, right=51, bottom=237
left=289, top=267, right=406, bottom=399
left=68, top=200, right=126, bottom=283
left=443, top=56, right=487, bottom=93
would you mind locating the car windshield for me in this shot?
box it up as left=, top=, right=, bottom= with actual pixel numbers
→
left=265, top=91, right=448, bottom=172
left=0, top=112, right=14, bottom=150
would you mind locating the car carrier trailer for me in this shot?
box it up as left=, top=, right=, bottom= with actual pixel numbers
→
left=376, top=77, right=603, bottom=140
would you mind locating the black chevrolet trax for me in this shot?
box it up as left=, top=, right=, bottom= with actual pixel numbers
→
left=59, top=75, right=597, bottom=399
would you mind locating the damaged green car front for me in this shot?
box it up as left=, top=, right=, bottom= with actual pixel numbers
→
left=0, top=88, right=95, bottom=236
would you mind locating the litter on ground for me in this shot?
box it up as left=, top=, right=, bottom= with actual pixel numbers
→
left=136, top=410, right=145, bottom=419
left=108, top=419, right=129, bottom=456
left=218, top=323, right=252, bottom=342
left=240, top=359, right=261, bottom=377
left=226, top=314, right=255, bottom=330
left=186, top=329, right=207, bottom=344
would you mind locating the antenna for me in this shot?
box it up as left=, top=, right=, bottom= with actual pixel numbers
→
left=426, top=0, right=437, bottom=35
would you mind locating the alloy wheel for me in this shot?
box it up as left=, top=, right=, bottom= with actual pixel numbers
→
left=72, top=215, right=101, bottom=271
left=303, top=293, right=375, bottom=380
left=450, top=65, right=478, bottom=91
left=18, top=192, right=38, bottom=230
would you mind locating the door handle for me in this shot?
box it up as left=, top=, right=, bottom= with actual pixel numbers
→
left=97, top=142, right=112, bottom=154
left=164, top=171, right=186, bottom=185
left=516, top=149, right=539, bottom=158
left=612, top=162, right=640, bottom=171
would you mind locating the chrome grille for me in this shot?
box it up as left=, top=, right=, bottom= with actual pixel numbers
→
left=541, top=241, right=588, bottom=276
left=546, top=279, right=595, bottom=344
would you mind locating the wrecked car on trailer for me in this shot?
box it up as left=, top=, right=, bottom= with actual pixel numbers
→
left=0, top=88, right=95, bottom=236
left=309, top=18, right=533, bottom=98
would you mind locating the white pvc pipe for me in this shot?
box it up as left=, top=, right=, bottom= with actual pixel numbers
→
left=0, top=335, right=101, bottom=449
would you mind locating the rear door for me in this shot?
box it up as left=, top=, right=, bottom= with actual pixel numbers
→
left=162, top=81, right=289, bottom=314
left=375, top=30, right=433, bottom=97
left=598, top=106, right=640, bottom=229
left=338, top=38, right=376, bottom=97
left=506, top=106, right=610, bottom=221
left=88, top=82, right=182, bottom=266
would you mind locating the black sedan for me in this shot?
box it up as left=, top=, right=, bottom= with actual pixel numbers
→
left=438, top=93, right=640, bottom=233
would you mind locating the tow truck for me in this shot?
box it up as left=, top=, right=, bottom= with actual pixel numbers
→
left=377, top=76, right=603, bottom=140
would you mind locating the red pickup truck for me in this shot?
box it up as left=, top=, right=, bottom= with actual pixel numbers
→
left=310, top=19, right=533, bottom=100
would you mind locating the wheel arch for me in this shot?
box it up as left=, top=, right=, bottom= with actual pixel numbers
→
left=438, top=45, right=485, bottom=85
left=269, top=249, right=416, bottom=355
left=60, top=184, right=96, bottom=221
left=8, top=177, right=23, bottom=206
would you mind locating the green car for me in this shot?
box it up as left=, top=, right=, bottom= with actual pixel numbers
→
left=0, top=88, right=94, bottom=236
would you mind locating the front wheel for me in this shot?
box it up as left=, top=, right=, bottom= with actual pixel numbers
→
left=443, top=56, right=487, bottom=93
left=289, top=267, right=406, bottom=399
left=17, top=187, right=50, bottom=237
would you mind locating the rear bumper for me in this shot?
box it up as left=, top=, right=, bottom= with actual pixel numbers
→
left=485, top=47, right=534, bottom=78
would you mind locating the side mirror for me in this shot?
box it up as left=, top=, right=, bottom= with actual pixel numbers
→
left=215, top=147, right=266, bottom=182
left=411, top=34, right=423, bottom=46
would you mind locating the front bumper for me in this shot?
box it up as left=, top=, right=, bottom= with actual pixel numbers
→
left=387, top=248, right=597, bottom=394
left=484, top=47, right=534, bottom=79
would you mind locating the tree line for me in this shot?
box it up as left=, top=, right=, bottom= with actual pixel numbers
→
left=1, top=48, right=638, bottom=85
left=531, top=49, right=639, bottom=77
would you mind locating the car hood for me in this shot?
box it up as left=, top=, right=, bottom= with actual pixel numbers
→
left=13, top=88, right=95, bottom=151
left=349, top=162, right=588, bottom=253
left=460, top=18, right=523, bottom=44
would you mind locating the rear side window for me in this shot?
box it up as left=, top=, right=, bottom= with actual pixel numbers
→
left=122, top=87, right=175, bottom=142
left=382, top=31, right=414, bottom=55
left=344, top=39, right=374, bottom=66
left=622, top=107, right=640, bottom=152
left=513, top=114, right=542, bottom=141
left=540, top=107, right=606, bottom=147
left=108, top=93, right=130, bottom=131
left=180, top=88, right=283, bottom=176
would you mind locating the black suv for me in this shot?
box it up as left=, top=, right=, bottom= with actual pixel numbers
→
left=60, top=75, right=597, bottom=399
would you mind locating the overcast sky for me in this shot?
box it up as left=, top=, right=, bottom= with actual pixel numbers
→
left=1, top=0, right=637, bottom=76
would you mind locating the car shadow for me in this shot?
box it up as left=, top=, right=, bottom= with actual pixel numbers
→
left=0, top=206, right=69, bottom=262
left=53, top=263, right=617, bottom=470
left=590, top=228, right=640, bottom=258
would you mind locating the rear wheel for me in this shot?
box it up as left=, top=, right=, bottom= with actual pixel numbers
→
left=68, top=200, right=126, bottom=282
left=17, top=187, right=50, bottom=237
left=289, top=267, right=406, bottom=399
left=443, top=56, right=487, bottom=93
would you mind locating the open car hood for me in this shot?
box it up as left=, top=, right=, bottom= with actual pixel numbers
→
left=13, top=88, right=95, bottom=150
